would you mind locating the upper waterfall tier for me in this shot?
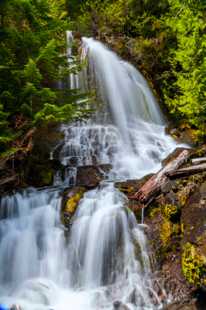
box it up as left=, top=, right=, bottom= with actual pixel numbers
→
left=58, top=35, right=177, bottom=181
left=81, top=37, right=164, bottom=131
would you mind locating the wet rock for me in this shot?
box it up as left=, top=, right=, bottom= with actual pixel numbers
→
left=23, top=125, right=65, bottom=188
left=0, top=172, right=19, bottom=195
left=61, top=186, right=86, bottom=228
left=166, top=125, right=197, bottom=145
left=164, top=299, right=197, bottom=310
left=113, top=301, right=130, bottom=310
left=76, top=164, right=111, bottom=189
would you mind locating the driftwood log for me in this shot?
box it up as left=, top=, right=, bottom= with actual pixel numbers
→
left=130, top=148, right=191, bottom=206
left=191, top=157, right=206, bottom=165
left=166, top=163, right=206, bottom=179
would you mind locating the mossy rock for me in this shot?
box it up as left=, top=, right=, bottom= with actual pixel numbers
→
left=182, top=242, right=206, bottom=287
left=180, top=183, right=206, bottom=288
left=64, top=191, right=84, bottom=214
left=76, top=164, right=111, bottom=189
left=61, top=186, right=86, bottom=228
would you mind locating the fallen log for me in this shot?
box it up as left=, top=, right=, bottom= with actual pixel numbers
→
left=166, top=163, right=206, bottom=179
left=191, top=157, right=206, bottom=165
left=129, top=148, right=191, bottom=205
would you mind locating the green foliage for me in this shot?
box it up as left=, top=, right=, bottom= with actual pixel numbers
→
left=163, top=0, right=206, bottom=133
left=0, top=0, right=90, bottom=158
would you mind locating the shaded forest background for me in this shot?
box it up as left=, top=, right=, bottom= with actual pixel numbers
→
left=1, top=0, right=206, bottom=163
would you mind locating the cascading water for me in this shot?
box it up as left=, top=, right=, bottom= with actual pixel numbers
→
left=0, top=35, right=177, bottom=309
left=59, top=36, right=176, bottom=181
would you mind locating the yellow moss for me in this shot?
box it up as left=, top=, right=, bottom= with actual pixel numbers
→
left=173, top=223, right=180, bottom=235
left=64, top=190, right=85, bottom=214
left=182, top=242, right=206, bottom=286
left=160, top=218, right=173, bottom=246
left=161, top=204, right=178, bottom=219
left=177, top=190, right=188, bottom=207
left=149, top=206, right=161, bottom=218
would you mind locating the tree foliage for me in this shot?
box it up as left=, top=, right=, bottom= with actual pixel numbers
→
left=0, top=0, right=89, bottom=157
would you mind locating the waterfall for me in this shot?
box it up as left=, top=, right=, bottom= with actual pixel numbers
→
left=0, top=35, right=177, bottom=309
left=0, top=185, right=160, bottom=309
left=59, top=36, right=176, bottom=181
left=66, top=31, right=79, bottom=90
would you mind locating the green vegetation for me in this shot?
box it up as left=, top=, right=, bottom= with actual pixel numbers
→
left=0, top=0, right=90, bottom=159
left=182, top=242, right=206, bottom=286
left=71, top=0, right=206, bottom=141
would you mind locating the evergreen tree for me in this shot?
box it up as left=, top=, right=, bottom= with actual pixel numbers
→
left=0, top=0, right=90, bottom=158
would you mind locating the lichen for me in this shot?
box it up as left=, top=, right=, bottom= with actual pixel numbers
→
left=182, top=242, right=206, bottom=286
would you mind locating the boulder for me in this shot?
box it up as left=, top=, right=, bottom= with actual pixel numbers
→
left=76, top=164, right=111, bottom=189
left=113, top=301, right=130, bottom=310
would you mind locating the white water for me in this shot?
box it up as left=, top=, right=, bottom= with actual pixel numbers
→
left=0, top=36, right=177, bottom=309
left=0, top=185, right=161, bottom=309
left=58, top=37, right=176, bottom=182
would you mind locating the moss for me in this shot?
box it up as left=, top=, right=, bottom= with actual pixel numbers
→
left=149, top=206, right=161, bottom=218
left=61, top=188, right=85, bottom=228
left=182, top=242, right=206, bottom=286
left=161, top=204, right=178, bottom=220
left=160, top=218, right=173, bottom=246
left=149, top=204, right=180, bottom=248
left=64, top=191, right=84, bottom=214
left=40, top=169, right=53, bottom=186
